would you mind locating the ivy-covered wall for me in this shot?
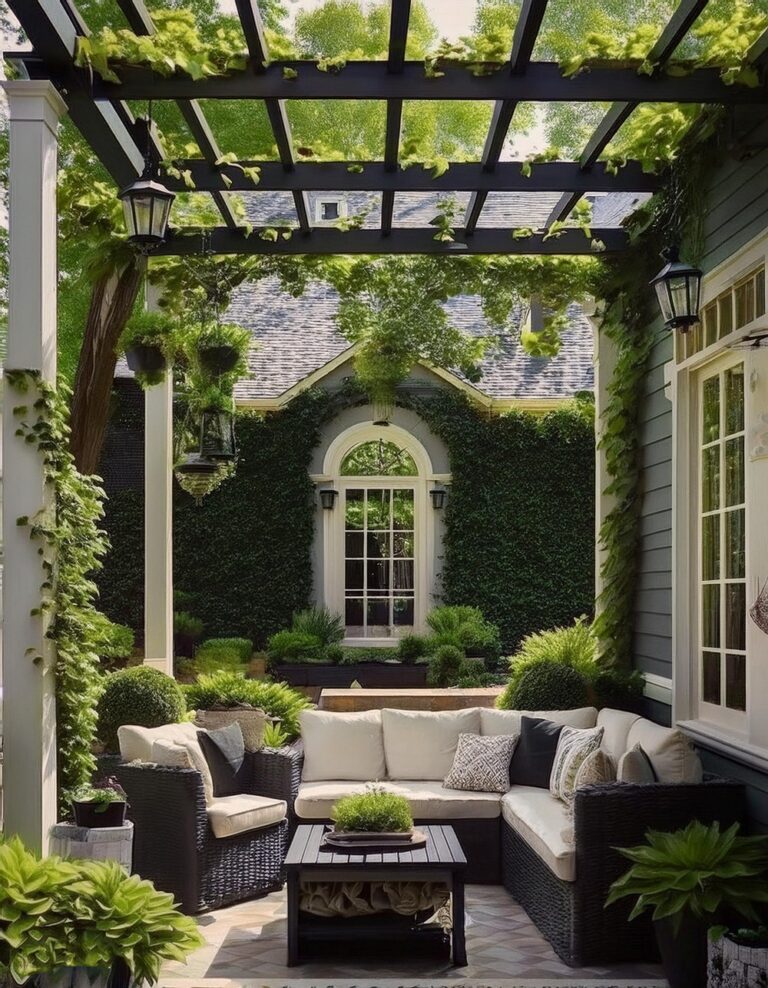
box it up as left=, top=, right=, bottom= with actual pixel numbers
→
left=96, top=384, right=595, bottom=651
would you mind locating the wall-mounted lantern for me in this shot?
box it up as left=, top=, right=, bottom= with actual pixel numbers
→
left=430, top=486, right=447, bottom=510
left=650, top=246, right=702, bottom=332
left=319, top=488, right=338, bottom=510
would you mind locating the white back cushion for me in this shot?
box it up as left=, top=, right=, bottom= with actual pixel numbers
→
left=382, top=708, right=481, bottom=780
left=480, top=707, right=598, bottom=736
left=118, top=721, right=199, bottom=761
left=597, top=708, right=642, bottom=761
left=300, top=709, right=387, bottom=782
left=626, top=719, right=703, bottom=783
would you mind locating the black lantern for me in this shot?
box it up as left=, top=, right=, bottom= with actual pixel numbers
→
left=430, top=486, right=447, bottom=510
left=319, top=488, right=338, bottom=510
left=650, top=246, right=702, bottom=331
left=199, top=408, right=237, bottom=461
left=175, top=452, right=219, bottom=477
left=118, top=103, right=175, bottom=252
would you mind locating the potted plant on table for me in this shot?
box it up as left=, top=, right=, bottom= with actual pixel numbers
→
left=606, top=820, right=768, bottom=988
left=70, top=777, right=128, bottom=828
left=0, top=837, right=202, bottom=988
left=331, top=785, right=414, bottom=838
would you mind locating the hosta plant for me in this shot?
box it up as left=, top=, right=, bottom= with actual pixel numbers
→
left=332, top=786, right=413, bottom=834
left=0, top=837, right=202, bottom=985
left=606, top=821, right=768, bottom=933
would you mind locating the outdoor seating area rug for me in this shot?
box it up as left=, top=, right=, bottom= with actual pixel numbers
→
left=160, top=887, right=665, bottom=988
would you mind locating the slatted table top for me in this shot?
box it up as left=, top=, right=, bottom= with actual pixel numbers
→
left=285, top=824, right=467, bottom=871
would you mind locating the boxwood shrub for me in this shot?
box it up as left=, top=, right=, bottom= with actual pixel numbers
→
left=97, top=666, right=186, bottom=752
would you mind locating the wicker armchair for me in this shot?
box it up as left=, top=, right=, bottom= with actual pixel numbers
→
left=502, top=775, right=745, bottom=967
left=116, top=745, right=303, bottom=914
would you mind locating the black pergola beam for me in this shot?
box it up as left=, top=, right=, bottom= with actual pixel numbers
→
left=546, top=0, right=711, bottom=225
left=747, top=27, right=768, bottom=66
left=153, top=226, right=628, bottom=256
left=465, top=0, right=549, bottom=235
left=382, top=0, right=411, bottom=234
left=234, top=0, right=311, bottom=233
left=97, top=61, right=766, bottom=103
left=162, top=159, right=660, bottom=193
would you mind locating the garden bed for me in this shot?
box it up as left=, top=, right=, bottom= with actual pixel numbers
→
left=275, top=662, right=429, bottom=689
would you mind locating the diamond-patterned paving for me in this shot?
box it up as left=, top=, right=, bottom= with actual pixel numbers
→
left=161, top=885, right=666, bottom=987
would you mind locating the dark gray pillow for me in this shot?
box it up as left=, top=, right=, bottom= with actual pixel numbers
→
left=197, top=722, right=248, bottom=797
left=508, top=716, right=563, bottom=788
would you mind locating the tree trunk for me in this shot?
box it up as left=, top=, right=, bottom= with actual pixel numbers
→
left=69, top=255, right=146, bottom=475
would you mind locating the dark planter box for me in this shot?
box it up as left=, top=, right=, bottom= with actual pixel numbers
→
left=276, top=663, right=429, bottom=688
left=72, top=800, right=127, bottom=829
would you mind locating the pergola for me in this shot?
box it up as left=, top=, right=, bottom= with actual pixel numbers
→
left=3, top=0, right=768, bottom=849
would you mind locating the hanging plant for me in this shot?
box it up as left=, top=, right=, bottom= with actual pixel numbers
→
left=193, top=322, right=251, bottom=376
left=119, top=310, right=176, bottom=388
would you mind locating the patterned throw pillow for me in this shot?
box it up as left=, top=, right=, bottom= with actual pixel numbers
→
left=443, top=733, right=518, bottom=793
left=573, top=747, right=616, bottom=790
left=549, top=725, right=604, bottom=803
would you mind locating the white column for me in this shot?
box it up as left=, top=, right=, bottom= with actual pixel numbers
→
left=2, top=81, right=66, bottom=850
left=143, top=290, right=174, bottom=672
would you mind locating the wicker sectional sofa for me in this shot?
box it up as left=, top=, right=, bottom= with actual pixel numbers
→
left=290, top=705, right=745, bottom=966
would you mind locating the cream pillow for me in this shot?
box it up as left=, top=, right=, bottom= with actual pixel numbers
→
left=574, top=747, right=616, bottom=790
left=300, top=709, right=387, bottom=782
left=625, top=719, right=702, bottom=783
left=382, top=708, right=481, bottom=780
left=480, top=706, right=597, bottom=736
left=550, top=726, right=604, bottom=803
left=617, top=743, right=656, bottom=784
left=151, top=739, right=194, bottom=770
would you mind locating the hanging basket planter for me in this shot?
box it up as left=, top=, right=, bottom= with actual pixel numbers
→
left=174, top=454, right=233, bottom=505
left=125, top=343, right=166, bottom=375
left=197, top=344, right=241, bottom=375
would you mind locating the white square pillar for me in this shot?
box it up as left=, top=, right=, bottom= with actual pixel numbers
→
left=2, top=80, right=66, bottom=850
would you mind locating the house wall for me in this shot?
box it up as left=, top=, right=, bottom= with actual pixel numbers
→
left=632, top=122, right=768, bottom=829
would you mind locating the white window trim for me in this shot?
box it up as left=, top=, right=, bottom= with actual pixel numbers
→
left=320, top=423, right=441, bottom=644
left=673, top=227, right=768, bottom=755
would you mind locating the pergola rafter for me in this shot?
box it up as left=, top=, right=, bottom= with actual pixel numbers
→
left=381, top=0, right=410, bottom=234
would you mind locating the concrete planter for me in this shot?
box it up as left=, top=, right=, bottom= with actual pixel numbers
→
left=276, top=662, right=429, bottom=689
left=708, top=933, right=768, bottom=987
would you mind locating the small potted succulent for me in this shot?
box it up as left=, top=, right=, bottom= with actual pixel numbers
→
left=606, top=820, right=768, bottom=988
left=70, top=777, right=128, bottom=829
left=119, top=310, right=175, bottom=388
left=194, top=322, right=250, bottom=376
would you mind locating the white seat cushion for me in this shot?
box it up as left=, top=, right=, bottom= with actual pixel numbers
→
left=480, top=707, right=598, bottom=736
left=300, top=709, right=387, bottom=782
left=207, top=794, right=287, bottom=839
left=382, top=708, right=481, bottom=780
left=118, top=722, right=200, bottom=762
left=626, top=719, right=703, bottom=784
left=295, top=780, right=502, bottom=820
left=597, top=708, right=642, bottom=761
left=501, top=786, right=576, bottom=882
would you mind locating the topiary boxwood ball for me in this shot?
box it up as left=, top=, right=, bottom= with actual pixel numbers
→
left=98, top=666, right=186, bottom=752
left=499, top=660, right=588, bottom=711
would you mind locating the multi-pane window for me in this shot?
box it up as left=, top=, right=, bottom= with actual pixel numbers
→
left=699, top=361, right=747, bottom=718
left=682, top=264, right=766, bottom=361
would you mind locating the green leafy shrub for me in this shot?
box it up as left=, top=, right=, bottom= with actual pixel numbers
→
left=427, top=644, right=465, bottom=687
left=262, top=722, right=290, bottom=748
left=174, top=610, right=204, bottom=657
left=397, top=634, right=428, bottom=664
left=0, top=836, right=202, bottom=985
left=590, top=667, right=645, bottom=710
left=267, top=629, right=324, bottom=664
left=324, top=643, right=344, bottom=664
left=339, top=645, right=400, bottom=665
left=199, top=637, right=253, bottom=662
left=92, top=613, right=135, bottom=669
left=97, top=666, right=186, bottom=752
left=193, top=642, right=245, bottom=675
left=291, top=606, right=345, bottom=646
left=426, top=605, right=502, bottom=664
left=607, top=821, right=768, bottom=934
left=184, top=672, right=310, bottom=738
left=499, top=659, right=589, bottom=711
left=505, top=617, right=596, bottom=691
left=332, top=787, right=413, bottom=833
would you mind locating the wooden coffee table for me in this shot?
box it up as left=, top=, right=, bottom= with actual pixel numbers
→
left=284, top=823, right=467, bottom=967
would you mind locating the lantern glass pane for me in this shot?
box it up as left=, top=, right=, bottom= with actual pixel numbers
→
left=151, top=197, right=172, bottom=239
left=655, top=281, right=674, bottom=323
left=131, top=194, right=153, bottom=237
left=669, top=276, right=691, bottom=320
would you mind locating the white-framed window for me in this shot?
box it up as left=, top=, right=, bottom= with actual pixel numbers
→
left=318, top=424, right=443, bottom=643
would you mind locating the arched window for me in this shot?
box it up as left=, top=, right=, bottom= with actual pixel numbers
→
left=322, top=425, right=436, bottom=642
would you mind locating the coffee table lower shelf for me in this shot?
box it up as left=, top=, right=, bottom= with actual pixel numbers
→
left=284, top=823, right=468, bottom=967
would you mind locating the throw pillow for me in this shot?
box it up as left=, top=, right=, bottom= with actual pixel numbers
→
left=617, top=743, right=657, bottom=784
left=508, top=716, right=564, bottom=788
left=549, top=725, right=605, bottom=803
left=573, top=747, right=616, bottom=790
left=151, top=739, right=194, bottom=770
left=443, top=733, right=518, bottom=793
left=197, top=722, right=249, bottom=798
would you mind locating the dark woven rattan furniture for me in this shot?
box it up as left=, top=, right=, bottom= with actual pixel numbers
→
left=285, top=823, right=467, bottom=967
left=116, top=745, right=303, bottom=914
left=502, top=775, right=746, bottom=967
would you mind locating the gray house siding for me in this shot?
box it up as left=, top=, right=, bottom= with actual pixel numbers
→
left=632, top=122, right=768, bottom=823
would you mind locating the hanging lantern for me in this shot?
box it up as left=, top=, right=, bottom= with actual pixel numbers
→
left=650, top=246, right=702, bottom=332
left=118, top=101, right=175, bottom=252
left=174, top=454, right=232, bottom=505
left=199, top=409, right=237, bottom=461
